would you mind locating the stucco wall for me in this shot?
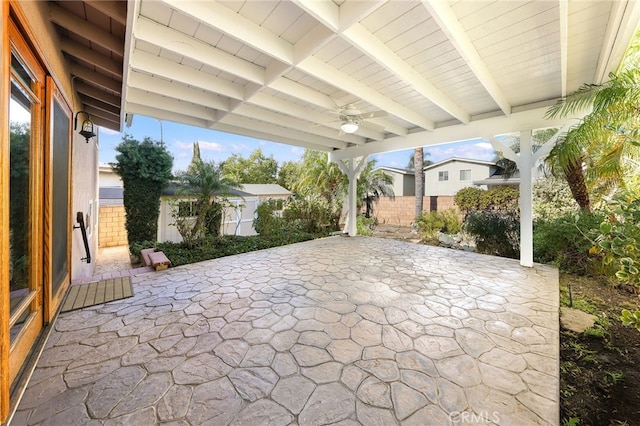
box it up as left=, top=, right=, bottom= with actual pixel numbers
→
left=424, top=161, right=493, bottom=196
left=99, top=205, right=128, bottom=248
left=373, top=196, right=457, bottom=226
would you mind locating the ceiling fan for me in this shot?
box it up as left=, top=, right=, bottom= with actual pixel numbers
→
left=336, top=104, right=388, bottom=134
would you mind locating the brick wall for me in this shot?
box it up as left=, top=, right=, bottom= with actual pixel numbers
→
left=99, top=205, right=128, bottom=247
left=373, top=196, right=457, bottom=226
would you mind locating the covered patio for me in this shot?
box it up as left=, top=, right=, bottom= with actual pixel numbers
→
left=13, top=237, right=558, bottom=425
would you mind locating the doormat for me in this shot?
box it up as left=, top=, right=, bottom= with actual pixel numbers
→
left=61, top=276, right=134, bottom=313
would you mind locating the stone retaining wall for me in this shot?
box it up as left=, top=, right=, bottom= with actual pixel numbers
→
left=99, top=205, right=128, bottom=247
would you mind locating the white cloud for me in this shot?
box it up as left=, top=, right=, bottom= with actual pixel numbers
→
left=290, top=146, right=303, bottom=156
left=474, top=142, right=494, bottom=151
left=175, top=140, right=226, bottom=152
left=231, top=143, right=250, bottom=152
left=198, top=141, right=226, bottom=152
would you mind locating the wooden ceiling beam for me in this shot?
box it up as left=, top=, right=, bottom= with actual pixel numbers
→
left=75, top=81, right=120, bottom=107
left=83, top=104, right=120, bottom=122
left=60, top=37, right=122, bottom=76
left=49, top=2, right=124, bottom=56
left=71, top=63, right=122, bottom=94
left=80, top=95, right=120, bottom=116
left=86, top=0, right=126, bottom=25
left=90, top=115, right=120, bottom=131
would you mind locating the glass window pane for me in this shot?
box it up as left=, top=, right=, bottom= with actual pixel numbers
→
left=9, top=79, right=33, bottom=341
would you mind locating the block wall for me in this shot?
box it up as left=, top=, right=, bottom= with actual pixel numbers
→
left=373, top=196, right=457, bottom=226
left=99, top=205, right=128, bottom=247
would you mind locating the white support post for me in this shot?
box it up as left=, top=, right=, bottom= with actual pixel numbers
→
left=487, top=131, right=534, bottom=267
left=519, top=130, right=534, bottom=267
left=332, top=154, right=367, bottom=236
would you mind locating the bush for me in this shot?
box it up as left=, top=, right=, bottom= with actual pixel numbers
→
left=454, top=187, right=490, bottom=217
left=464, top=210, right=520, bottom=258
left=533, top=176, right=578, bottom=222
left=533, top=212, right=604, bottom=275
left=254, top=199, right=287, bottom=236
left=597, top=194, right=640, bottom=286
left=156, top=233, right=316, bottom=267
left=416, top=209, right=461, bottom=241
left=111, top=135, right=173, bottom=249
left=283, top=198, right=335, bottom=234
left=454, top=186, right=519, bottom=219
left=356, top=215, right=375, bottom=236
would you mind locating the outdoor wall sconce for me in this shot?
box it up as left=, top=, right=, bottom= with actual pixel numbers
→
left=74, top=110, right=96, bottom=143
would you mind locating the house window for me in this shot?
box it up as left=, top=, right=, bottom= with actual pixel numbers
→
left=438, top=171, right=449, bottom=181
left=460, top=169, right=471, bottom=181
left=178, top=200, right=197, bottom=217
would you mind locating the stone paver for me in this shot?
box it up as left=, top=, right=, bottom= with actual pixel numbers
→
left=12, top=237, right=559, bottom=425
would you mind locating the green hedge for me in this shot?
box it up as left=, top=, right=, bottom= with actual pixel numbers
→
left=153, top=233, right=317, bottom=267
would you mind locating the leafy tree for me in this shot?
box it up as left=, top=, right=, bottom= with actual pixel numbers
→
left=112, top=135, right=173, bottom=251
left=277, top=160, right=301, bottom=192
left=9, top=122, right=30, bottom=289
left=173, top=155, right=240, bottom=248
left=221, top=148, right=278, bottom=184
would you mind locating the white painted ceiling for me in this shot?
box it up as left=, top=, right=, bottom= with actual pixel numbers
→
left=122, top=0, right=640, bottom=159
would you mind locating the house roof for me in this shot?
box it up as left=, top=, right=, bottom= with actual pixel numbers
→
left=116, top=0, right=639, bottom=160
left=162, top=183, right=254, bottom=198
left=473, top=174, right=521, bottom=186
left=240, top=184, right=292, bottom=196
left=424, top=157, right=497, bottom=171
left=373, top=166, right=414, bottom=176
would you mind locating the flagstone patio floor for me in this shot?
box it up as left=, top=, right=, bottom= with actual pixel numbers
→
left=12, top=236, right=559, bottom=425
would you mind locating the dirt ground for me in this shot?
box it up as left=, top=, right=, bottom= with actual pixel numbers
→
left=371, top=224, right=422, bottom=243
left=560, top=275, right=640, bottom=425
left=372, top=226, right=640, bottom=425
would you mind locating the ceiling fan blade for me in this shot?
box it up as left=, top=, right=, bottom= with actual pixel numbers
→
left=362, top=110, right=388, bottom=119
left=360, top=120, right=385, bottom=133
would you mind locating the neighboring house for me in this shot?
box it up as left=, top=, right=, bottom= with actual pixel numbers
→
left=373, top=166, right=415, bottom=196
left=99, top=163, right=122, bottom=187
left=424, top=158, right=500, bottom=196
left=157, top=184, right=291, bottom=242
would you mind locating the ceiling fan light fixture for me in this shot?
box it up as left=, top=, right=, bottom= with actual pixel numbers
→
left=341, top=121, right=359, bottom=133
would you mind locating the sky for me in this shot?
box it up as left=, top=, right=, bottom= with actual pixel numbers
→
left=98, top=115, right=498, bottom=172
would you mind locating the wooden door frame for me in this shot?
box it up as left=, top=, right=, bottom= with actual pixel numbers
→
left=44, top=78, right=72, bottom=323
left=6, top=16, right=46, bottom=388
left=1, top=0, right=10, bottom=421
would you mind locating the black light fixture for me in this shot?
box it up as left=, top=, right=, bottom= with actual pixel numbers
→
left=74, top=110, right=96, bottom=143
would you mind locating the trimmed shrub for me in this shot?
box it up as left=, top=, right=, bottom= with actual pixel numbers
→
left=356, top=215, right=375, bottom=236
left=111, top=135, right=173, bottom=253
left=416, top=209, right=461, bottom=241
left=464, top=210, right=520, bottom=258
left=533, top=212, right=604, bottom=275
left=254, top=199, right=287, bottom=236
left=155, top=233, right=315, bottom=267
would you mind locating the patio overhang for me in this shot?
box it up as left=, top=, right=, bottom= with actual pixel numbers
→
left=120, top=0, right=640, bottom=156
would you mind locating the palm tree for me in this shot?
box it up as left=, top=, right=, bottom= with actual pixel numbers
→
left=544, top=35, right=640, bottom=211
left=175, top=158, right=240, bottom=247
left=356, top=161, right=395, bottom=218
left=294, top=150, right=346, bottom=227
